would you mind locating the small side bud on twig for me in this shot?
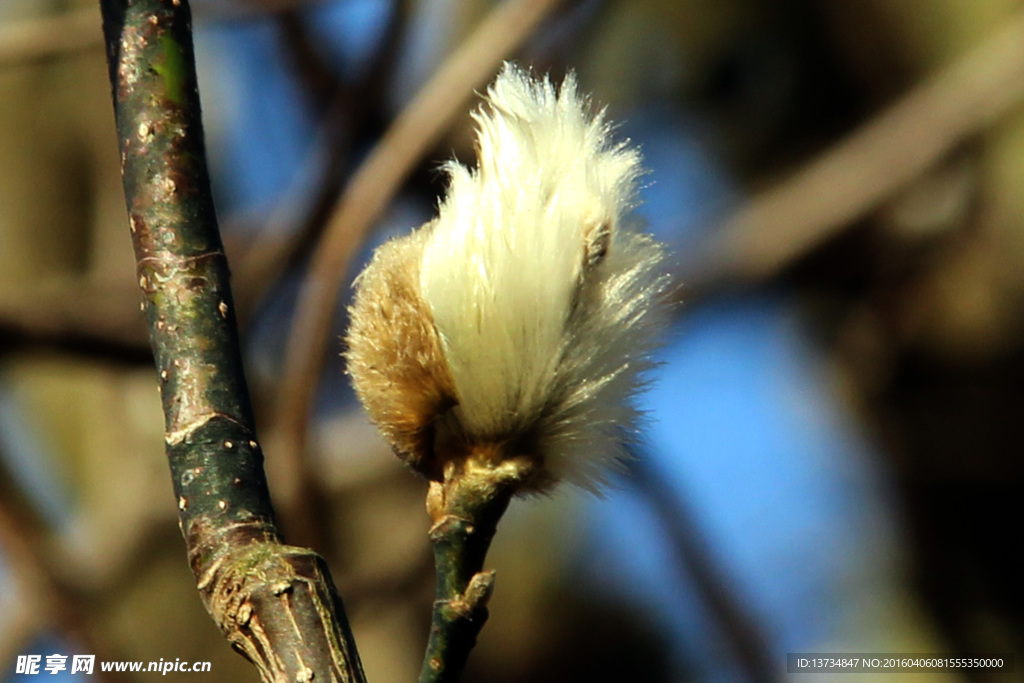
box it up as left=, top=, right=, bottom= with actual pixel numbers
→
left=346, top=62, right=668, bottom=495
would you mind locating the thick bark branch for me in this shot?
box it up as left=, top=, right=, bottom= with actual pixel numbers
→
left=98, top=2, right=364, bottom=680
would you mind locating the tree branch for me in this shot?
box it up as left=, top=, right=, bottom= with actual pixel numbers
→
left=271, top=0, right=564, bottom=547
left=0, top=7, right=103, bottom=67
left=0, top=450, right=118, bottom=683
left=628, top=454, right=777, bottom=683
left=98, top=2, right=363, bottom=680
left=0, top=281, right=149, bottom=357
left=231, top=0, right=412, bottom=323
left=418, top=472, right=516, bottom=683
left=683, top=9, right=1024, bottom=293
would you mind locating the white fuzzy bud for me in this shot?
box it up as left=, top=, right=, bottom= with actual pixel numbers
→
left=346, top=62, right=667, bottom=492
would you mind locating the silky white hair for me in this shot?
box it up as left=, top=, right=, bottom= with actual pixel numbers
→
left=414, top=62, right=667, bottom=489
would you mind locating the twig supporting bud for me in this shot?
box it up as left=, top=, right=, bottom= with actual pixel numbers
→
left=345, top=62, right=668, bottom=682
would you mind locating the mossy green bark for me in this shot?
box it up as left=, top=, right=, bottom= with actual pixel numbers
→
left=99, top=2, right=364, bottom=680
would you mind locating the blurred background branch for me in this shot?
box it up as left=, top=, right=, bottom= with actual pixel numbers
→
left=2, top=0, right=1023, bottom=681
left=269, top=0, right=567, bottom=546
left=684, top=8, right=1024, bottom=294
left=0, top=448, right=117, bottom=682
left=0, top=7, right=101, bottom=66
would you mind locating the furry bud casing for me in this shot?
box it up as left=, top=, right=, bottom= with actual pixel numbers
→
left=345, top=63, right=667, bottom=492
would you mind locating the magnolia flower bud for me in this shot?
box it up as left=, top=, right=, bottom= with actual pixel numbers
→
left=345, top=62, right=667, bottom=493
